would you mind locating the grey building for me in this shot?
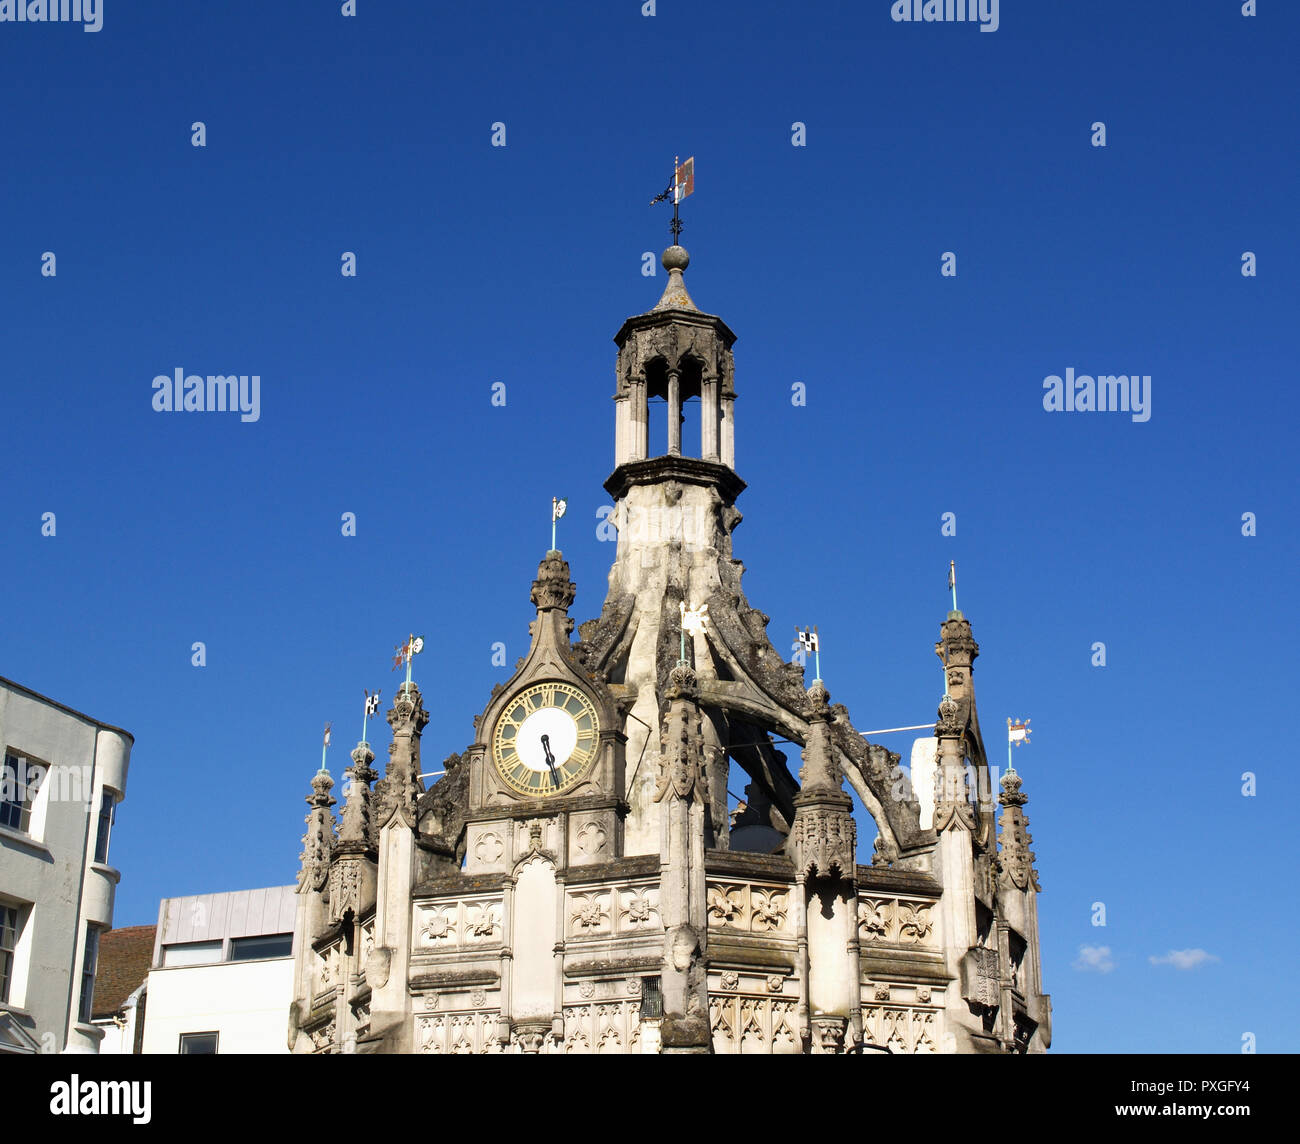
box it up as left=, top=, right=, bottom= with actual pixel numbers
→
left=0, top=676, right=132, bottom=1054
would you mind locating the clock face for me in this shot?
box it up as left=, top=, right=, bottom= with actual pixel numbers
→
left=492, top=682, right=599, bottom=796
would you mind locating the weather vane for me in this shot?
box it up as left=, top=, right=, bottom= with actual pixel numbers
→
left=680, top=601, right=710, bottom=665
left=362, top=689, right=381, bottom=744
left=651, top=156, right=694, bottom=244
left=393, top=634, right=425, bottom=687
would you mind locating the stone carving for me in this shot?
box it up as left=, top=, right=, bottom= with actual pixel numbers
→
left=465, top=903, right=500, bottom=942
left=812, top=1017, right=847, bottom=1055
left=706, top=885, right=743, bottom=925
left=873, top=983, right=890, bottom=1001
left=474, top=831, right=504, bottom=865
left=705, top=882, right=789, bottom=935
left=419, top=908, right=455, bottom=947
left=576, top=820, right=608, bottom=855
left=626, top=978, right=642, bottom=997
left=750, top=887, right=788, bottom=933
left=563, top=1001, right=643, bottom=1055
left=857, top=897, right=936, bottom=946
left=470, top=988, right=487, bottom=1008
left=569, top=893, right=610, bottom=934
left=328, top=861, right=361, bottom=923
left=766, top=975, right=784, bottom=994
left=861, top=1006, right=938, bottom=1055
left=423, top=993, right=440, bottom=1011
left=309, top=1020, right=336, bottom=1051
left=418, top=1010, right=499, bottom=1055
left=917, top=987, right=931, bottom=1004
left=720, top=971, right=739, bottom=991
left=579, top=980, right=595, bottom=999
left=415, top=899, right=504, bottom=951
left=709, top=993, right=799, bottom=1055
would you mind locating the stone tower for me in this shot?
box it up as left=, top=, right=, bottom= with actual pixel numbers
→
left=287, top=243, right=1051, bottom=1054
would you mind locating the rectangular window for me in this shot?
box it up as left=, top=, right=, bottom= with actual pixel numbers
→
left=229, top=933, right=293, bottom=961
left=0, top=904, right=22, bottom=1005
left=78, top=927, right=101, bottom=1023
left=179, top=1031, right=219, bottom=1054
left=94, top=792, right=116, bottom=863
left=161, top=940, right=223, bottom=967
left=0, top=751, right=44, bottom=835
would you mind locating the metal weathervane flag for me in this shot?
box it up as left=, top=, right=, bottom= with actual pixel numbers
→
left=365, top=690, right=382, bottom=717
left=673, top=156, right=694, bottom=203
left=1007, top=717, right=1031, bottom=771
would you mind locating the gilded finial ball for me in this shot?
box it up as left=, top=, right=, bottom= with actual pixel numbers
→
left=662, top=245, right=690, bottom=272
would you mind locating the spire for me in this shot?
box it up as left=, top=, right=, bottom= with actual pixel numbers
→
left=787, top=680, right=856, bottom=879
left=376, top=681, right=429, bottom=828
left=996, top=766, right=1040, bottom=892
left=296, top=768, right=336, bottom=893
left=932, top=690, right=975, bottom=832
left=338, top=741, right=376, bottom=850
left=653, top=245, right=698, bottom=312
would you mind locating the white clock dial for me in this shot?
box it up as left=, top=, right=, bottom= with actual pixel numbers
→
left=515, top=707, right=578, bottom=773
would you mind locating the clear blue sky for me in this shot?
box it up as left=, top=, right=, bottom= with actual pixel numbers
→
left=2, top=1, right=1296, bottom=1053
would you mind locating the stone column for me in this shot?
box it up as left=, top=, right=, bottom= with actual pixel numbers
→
left=720, top=396, right=735, bottom=468
left=786, top=680, right=858, bottom=1055
left=667, top=368, right=682, bottom=456
left=701, top=375, right=719, bottom=461
left=632, top=377, right=648, bottom=460
left=656, top=664, right=710, bottom=1052
left=614, top=393, right=629, bottom=466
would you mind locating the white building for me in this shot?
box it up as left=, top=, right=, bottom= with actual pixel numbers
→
left=135, top=886, right=297, bottom=1054
left=0, top=675, right=132, bottom=1055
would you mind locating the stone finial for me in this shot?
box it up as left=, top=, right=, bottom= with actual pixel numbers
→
left=997, top=767, right=1040, bottom=891
left=297, top=769, right=336, bottom=893
left=935, top=692, right=963, bottom=739
left=653, top=245, right=698, bottom=312
left=531, top=550, right=576, bottom=613
left=338, top=742, right=376, bottom=848
left=378, top=681, right=429, bottom=826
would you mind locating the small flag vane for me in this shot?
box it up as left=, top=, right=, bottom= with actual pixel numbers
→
left=651, top=155, right=695, bottom=244
left=320, top=722, right=332, bottom=773
left=362, top=689, right=382, bottom=743
left=1007, top=717, right=1031, bottom=771
left=679, top=601, right=710, bottom=664
left=393, top=634, right=425, bottom=686
left=551, top=496, right=567, bottom=552
left=796, top=625, right=822, bottom=681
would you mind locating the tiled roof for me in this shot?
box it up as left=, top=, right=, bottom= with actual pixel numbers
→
left=92, top=925, right=156, bottom=1019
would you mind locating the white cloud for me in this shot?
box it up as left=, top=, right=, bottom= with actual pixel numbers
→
left=1149, top=949, right=1219, bottom=971
left=1073, top=945, right=1115, bottom=973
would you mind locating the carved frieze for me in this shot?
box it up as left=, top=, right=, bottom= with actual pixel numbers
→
left=563, top=1001, right=643, bottom=1054
left=417, top=1010, right=501, bottom=1055
left=857, top=896, right=937, bottom=947
left=414, top=897, right=502, bottom=953
left=705, top=881, right=790, bottom=935
left=860, top=1005, right=939, bottom=1054
left=709, top=992, right=799, bottom=1055
left=565, top=881, right=662, bottom=938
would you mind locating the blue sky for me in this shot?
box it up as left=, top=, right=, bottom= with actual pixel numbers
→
left=1, top=1, right=1296, bottom=1053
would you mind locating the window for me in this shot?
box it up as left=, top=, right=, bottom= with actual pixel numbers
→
left=639, top=976, right=663, bottom=1021
left=0, top=903, right=22, bottom=1004
left=0, top=752, right=44, bottom=834
left=78, top=927, right=101, bottom=1023
left=94, top=792, right=116, bottom=863
left=229, top=933, right=293, bottom=961
left=179, top=1031, right=218, bottom=1055
left=161, top=940, right=223, bottom=967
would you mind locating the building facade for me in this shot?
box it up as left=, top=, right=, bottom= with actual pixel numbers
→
left=133, top=886, right=297, bottom=1055
left=288, top=244, right=1051, bottom=1054
left=0, top=676, right=132, bottom=1055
